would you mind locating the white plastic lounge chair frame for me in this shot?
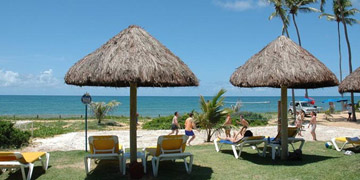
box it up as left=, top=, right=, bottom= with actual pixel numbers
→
left=331, top=137, right=360, bottom=152
left=268, top=137, right=305, bottom=160
left=0, top=152, right=50, bottom=180
left=84, top=135, right=124, bottom=174
left=145, top=135, right=194, bottom=177
left=214, top=137, right=267, bottom=159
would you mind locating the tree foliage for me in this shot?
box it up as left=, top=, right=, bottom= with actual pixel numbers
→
left=195, top=89, right=231, bottom=142
left=89, top=100, right=121, bottom=124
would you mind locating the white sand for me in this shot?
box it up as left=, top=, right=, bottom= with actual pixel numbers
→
left=23, top=125, right=360, bottom=152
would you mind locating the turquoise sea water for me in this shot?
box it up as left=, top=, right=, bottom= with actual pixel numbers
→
left=0, top=95, right=359, bottom=117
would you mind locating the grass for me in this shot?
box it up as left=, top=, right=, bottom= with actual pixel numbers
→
left=1, top=141, right=359, bottom=180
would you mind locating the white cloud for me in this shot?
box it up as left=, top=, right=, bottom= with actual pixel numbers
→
left=0, top=70, right=20, bottom=87
left=0, top=69, right=60, bottom=88
left=214, top=0, right=269, bottom=11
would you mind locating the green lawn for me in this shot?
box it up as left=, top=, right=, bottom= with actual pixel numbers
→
left=1, top=142, right=359, bottom=180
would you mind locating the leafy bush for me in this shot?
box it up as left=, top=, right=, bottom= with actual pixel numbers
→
left=0, top=121, right=31, bottom=149
left=231, top=111, right=268, bottom=126
left=142, top=114, right=188, bottom=130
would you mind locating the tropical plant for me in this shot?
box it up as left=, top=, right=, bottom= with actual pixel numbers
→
left=320, top=0, right=359, bottom=111
left=269, top=0, right=299, bottom=120
left=337, top=0, right=359, bottom=121
left=321, top=0, right=359, bottom=120
left=89, top=100, right=121, bottom=124
left=269, top=0, right=291, bottom=36
left=194, top=89, right=231, bottom=142
left=285, top=0, right=321, bottom=97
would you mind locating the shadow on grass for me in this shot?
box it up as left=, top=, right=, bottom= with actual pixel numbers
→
left=219, top=150, right=337, bottom=166
left=85, top=160, right=213, bottom=180
left=4, top=165, right=52, bottom=180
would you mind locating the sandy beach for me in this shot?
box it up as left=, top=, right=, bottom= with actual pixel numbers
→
left=23, top=112, right=360, bottom=152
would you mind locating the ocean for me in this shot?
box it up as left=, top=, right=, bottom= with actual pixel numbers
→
left=0, top=95, right=359, bottom=117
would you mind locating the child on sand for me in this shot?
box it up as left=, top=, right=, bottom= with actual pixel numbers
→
left=168, top=111, right=180, bottom=135
left=308, top=111, right=317, bottom=141
left=236, top=115, right=249, bottom=136
left=223, top=113, right=232, bottom=137
left=185, top=113, right=196, bottom=146
left=295, top=111, right=303, bottom=136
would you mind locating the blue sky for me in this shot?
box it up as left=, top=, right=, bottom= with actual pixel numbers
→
left=0, top=0, right=359, bottom=96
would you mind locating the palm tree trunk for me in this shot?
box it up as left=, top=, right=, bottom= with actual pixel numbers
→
left=337, top=22, right=345, bottom=110
left=292, top=14, right=302, bottom=46
left=292, top=13, right=309, bottom=98
left=282, top=25, right=297, bottom=121
left=207, top=129, right=212, bottom=142
left=338, top=0, right=356, bottom=121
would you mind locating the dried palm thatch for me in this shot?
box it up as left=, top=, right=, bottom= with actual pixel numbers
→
left=65, top=25, right=198, bottom=87
left=230, top=36, right=339, bottom=88
left=339, top=67, right=360, bottom=93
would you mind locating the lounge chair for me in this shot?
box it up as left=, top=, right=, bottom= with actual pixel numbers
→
left=214, top=136, right=267, bottom=159
left=0, top=152, right=50, bottom=180
left=331, top=137, right=360, bottom=152
left=267, top=127, right=305, bottom=160
left=144, top=135, right=193, bottom=177
left=84, top=135, right=124, bottom=174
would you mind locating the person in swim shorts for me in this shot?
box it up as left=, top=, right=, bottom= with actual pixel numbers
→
left=168, top=111, right=180, bottom=135
left=185, top=113, right=196, bottom=146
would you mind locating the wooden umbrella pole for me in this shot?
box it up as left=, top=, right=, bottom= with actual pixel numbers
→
left=281, top=86, right=289, bottom=160
left=130, top=83, right=137, bottom=163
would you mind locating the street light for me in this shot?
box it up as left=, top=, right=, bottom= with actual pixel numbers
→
left=81, top=92, right=92, bottom=152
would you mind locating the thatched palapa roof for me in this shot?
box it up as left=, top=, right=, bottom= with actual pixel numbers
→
left=338, top=67, right=360, bottom=93
left=230, top=36, right=339, bottom=89
left=65, top=25, right=199, bottom=87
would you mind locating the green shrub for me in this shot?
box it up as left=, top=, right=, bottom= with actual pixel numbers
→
left=142, top=114, right=189, bottom=130
left=0, top=121, right=31, bottom=149
left=231, top=111, right=268, bottom=126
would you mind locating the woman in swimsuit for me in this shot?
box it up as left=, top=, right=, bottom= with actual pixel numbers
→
left=308, top=111, right=317, bottom=141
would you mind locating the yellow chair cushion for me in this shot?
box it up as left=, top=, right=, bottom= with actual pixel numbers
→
left=147, top=135, right=186, bottom=157
left=21, top=152, right=46, bottom=163
left=0, top=152, right=45, bottom=164
left=89, top=136, right=119, bottom=154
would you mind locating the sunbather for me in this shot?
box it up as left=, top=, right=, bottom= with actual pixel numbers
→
left=236, top=115, right=249, bottom=136
left=217, top=130, right=253, bottom=143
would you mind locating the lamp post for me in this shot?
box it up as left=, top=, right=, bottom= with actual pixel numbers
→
left=81, top=93, right=92, bottom=152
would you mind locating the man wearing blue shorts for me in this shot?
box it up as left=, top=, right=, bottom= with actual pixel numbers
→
left=185, top=113, right=196, bottom=146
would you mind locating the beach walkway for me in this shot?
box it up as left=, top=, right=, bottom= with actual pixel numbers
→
left=24, top=125, right=360, bottom=152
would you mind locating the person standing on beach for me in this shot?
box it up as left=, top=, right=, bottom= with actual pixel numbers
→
left=185, top=113, right=196, bottom=146
left=347, top=104, right=352, bottom=121
left=223, top=113, right=232, bottom=137
left=308, top=111, right=317, bottom=141
left=168, top=112, right=180, bottom=135
left=295, top=111, right=303, bottom=136
left=236, top=115, right=249, bottom=136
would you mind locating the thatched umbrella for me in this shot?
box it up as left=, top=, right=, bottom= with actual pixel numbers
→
left=230, top=36, right=338, bottom=160
left=339, top=67, right=360, bottom=93
left=65, top=25, right=199, bottom=163
left=338, top=66, right=360, bottom=121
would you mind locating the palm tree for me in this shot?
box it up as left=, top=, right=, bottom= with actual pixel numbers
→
left=195, top=89, right=231, bottom=142
left=89, top=100, right=121, bottom=124
left=269, top=0, right=291, bottom=36
left=320, top=0, right=359, bottom=112
left=285, top=0, right=321, bottom=97
left=336, top=0, right=359, bottom=121
left=269, top=0, right=298, bottom=121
